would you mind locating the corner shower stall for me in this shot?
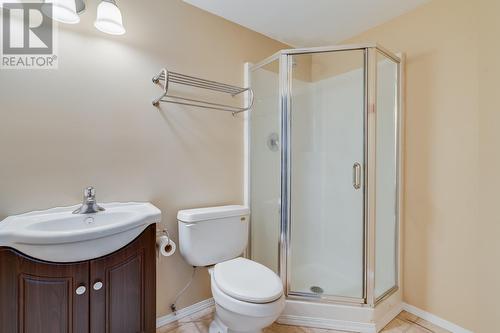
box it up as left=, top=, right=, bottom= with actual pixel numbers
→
left=245, top=44, right=403, bottom=332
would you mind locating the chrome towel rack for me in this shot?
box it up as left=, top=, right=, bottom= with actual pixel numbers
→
left=152, top=68, right=254, bottom=115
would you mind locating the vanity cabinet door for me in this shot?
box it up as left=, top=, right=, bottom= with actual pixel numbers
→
left=0, top=248, right=90, bottom=333
left=89, top=225, right=156, bottom=333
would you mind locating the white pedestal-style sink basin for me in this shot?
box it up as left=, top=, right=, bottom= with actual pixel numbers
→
left=0, top=202, right=161, bottom=262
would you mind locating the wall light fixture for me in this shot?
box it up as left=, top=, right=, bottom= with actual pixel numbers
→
left=40, top=0, right=125, bottom=35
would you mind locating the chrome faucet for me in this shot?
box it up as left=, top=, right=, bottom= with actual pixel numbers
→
left=73, top=187, right=105, bottom=214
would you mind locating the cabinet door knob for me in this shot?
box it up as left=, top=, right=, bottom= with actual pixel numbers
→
left=93, top=281, right=103, bottom=291
left=75, top=285, right=86, bottom=295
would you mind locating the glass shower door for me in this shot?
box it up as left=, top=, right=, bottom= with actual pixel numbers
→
left=288, top=50, right=366, bottom=300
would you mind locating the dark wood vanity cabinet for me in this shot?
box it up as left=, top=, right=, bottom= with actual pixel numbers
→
left=0, top=251, right=90, bottom=333
left=89, top=226, right=156, bottom=333
left=0, top=225, right=156, bottom=333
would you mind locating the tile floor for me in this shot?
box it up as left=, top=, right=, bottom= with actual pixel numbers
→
left=156, top=307, right=451, bottom=333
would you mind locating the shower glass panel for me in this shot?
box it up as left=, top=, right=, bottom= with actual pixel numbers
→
left=289, top=50, right=365, bottom=299
left=374, top=51, right=399, bottom=299
left=249, top=59, right=281, bottom=273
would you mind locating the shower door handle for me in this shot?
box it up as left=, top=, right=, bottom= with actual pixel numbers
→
left=353, top=162, right=361, bottom=190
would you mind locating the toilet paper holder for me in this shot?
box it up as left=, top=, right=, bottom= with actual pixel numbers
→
left=156, top=228, right=176, bottom=257
left=156, top=228, right=170, bottom=239
left=157, top=228, right=172, bottom=246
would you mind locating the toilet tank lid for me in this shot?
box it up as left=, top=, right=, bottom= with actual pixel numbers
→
left=177, top=205, right=250, bottom=223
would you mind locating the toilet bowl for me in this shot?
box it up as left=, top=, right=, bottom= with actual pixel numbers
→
left=177, top=205, right=285, bottom=333
left=208, top=258, right=285, bottom=333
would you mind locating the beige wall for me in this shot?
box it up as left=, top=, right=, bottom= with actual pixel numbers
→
left=345, top=0, right=499, bottom=331
left=477, top=1, right=500, bottom=332
left=0, top=0, right=286, bottom=318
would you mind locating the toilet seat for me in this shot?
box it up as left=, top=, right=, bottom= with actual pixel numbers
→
left=210, top=267, right=285, bottom=319
left=213, top=257, right=283, bottom=304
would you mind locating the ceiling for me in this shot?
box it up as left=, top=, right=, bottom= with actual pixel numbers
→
left=183, top=0, right=429, bottom=47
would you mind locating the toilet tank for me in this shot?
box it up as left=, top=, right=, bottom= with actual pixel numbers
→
left=177, top=205, right=250, bottom=267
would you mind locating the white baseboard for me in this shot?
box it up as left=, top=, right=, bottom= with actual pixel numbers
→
left=402, top=303, right=473, bottom=333
left=156, top=298, right=215, bottom=329
left=155, top=299, right=472, bottom=333
left=278, top=315, right=376, bottom=333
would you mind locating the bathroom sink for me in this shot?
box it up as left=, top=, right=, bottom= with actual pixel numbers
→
left=0, top=202, right=161, bottom=262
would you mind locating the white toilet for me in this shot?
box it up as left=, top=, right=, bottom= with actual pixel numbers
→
left=177, top=205, right=285, bottom=333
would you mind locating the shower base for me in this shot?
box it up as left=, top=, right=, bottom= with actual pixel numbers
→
left=278, top=289, right=403, bottom=333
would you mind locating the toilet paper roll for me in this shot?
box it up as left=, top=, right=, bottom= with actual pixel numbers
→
left=156, top=235, right=176, bottom=257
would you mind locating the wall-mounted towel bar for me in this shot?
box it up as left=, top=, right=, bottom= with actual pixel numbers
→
left=151, top=68, right=254, bottom=115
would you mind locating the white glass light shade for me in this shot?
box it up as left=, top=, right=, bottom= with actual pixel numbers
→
left=94, top=1, right=125, bottom=35
left=42, top=0, right=80, bottom=24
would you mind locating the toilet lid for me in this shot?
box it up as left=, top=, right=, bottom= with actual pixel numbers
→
left=213, top=257, right=283, bottom=304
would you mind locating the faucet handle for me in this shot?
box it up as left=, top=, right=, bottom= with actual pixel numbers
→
left=84, top=187, right=96, bottom=199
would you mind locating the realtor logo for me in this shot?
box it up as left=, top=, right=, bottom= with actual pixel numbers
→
left=1, top=2, right=58, bottom=69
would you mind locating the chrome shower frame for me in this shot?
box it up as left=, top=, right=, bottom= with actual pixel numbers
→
left=246, top=43, right=404, bottom=308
